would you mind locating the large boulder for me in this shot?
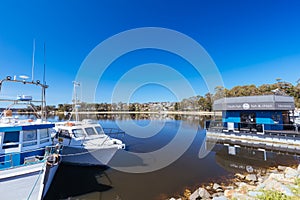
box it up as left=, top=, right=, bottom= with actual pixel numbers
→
left=284, top=167, right=298, bottom=179
left=189, top=188, right=211, bottom=200
left=245, top=174, right=257, bottom=182
left=261, top=178, right=294, bottom=196
left=213, top=183, right=222, bottom=191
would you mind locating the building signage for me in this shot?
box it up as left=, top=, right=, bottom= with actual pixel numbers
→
left=242, top=103, right=250, bottom=110
left=213, top=95, right=295, bottom=111
left=218, top=102, right=294, bottom=110
left=225, top=103, right=276, bottom=110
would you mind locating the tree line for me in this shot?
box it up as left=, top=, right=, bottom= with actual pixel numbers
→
left=17, top=79, right=300, bottom=113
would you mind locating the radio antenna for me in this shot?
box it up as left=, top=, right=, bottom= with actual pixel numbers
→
left=43, top=42, right=46, bottom=84
left=31, top=39, right=35, bottom=82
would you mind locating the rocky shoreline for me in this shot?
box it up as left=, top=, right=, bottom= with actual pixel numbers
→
left=168, top=164, right=300, bottom=200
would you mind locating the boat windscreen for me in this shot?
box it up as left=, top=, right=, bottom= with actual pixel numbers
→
left=95, top=126, right=104, bottom=134
left=85, top=127, right=97, bottom=136
left=72, top=129, right=85, bottom=138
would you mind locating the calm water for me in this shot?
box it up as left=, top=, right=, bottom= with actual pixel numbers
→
left=44, top=114, right=300, bottom=200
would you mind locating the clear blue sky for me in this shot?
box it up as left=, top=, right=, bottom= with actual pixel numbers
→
left=0, top=0, right=299, bottom=105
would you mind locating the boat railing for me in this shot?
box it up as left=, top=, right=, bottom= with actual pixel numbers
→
left=0, top=145, right=61, bottom=170
left=206, top=120, right=300, bottom=137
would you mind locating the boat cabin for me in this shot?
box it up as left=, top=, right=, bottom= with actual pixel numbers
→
left=53, top=119, right=106, bottom=146
left=213, top=95, right=295, bottom=131
left=0, top=117, right=55, bottom=169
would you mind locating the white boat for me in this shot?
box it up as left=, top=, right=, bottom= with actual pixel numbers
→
left=53, top=119, right=125, bottom=166
left=53, top=81, right=125, bottom=166
left=0, top=116, right=61, bottom=200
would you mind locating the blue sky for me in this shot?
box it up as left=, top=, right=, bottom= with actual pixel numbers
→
left=0, top=0, right=300, bottom=105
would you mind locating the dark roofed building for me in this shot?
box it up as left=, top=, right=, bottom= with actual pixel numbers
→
left=213, top=95, right=295, bottom=131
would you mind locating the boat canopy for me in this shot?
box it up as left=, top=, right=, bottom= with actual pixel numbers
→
left=0, top=123, right=54, bottom=132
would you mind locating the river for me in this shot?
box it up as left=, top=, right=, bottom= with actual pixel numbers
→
left=44, top=114, right=300, bottom=200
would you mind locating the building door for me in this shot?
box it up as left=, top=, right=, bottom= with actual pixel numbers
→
left=240, top=112, right=256, bottom=129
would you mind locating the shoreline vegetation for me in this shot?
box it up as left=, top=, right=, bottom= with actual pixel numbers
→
left=168, top=164, right=300, bottom=200
left=57, top=111, right=222, bottom=116
left=16, top=111, right=222, bottom=116
left=9, top=80, right=300, bottom=115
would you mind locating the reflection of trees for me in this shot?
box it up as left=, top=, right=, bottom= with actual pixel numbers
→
left=72, top=113, right=211, bottom=128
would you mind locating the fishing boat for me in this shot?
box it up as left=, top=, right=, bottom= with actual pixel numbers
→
left=0, top=76, right=61, bottom=199
left=53, top=120, right=124, bottom=166
left=53, top=81, right=125, bottom=166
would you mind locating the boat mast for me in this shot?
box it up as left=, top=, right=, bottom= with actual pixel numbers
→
left=41, top=42, right=47, bottom=120
left=72, top=81, right=80, bottom=122
left=31, top=39, right=35, bottom=82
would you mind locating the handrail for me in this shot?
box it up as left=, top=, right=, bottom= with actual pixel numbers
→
left=0, top=145, right=60, bottom=169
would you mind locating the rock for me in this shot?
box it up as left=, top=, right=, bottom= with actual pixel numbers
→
left=278, top=165, right=287, bottom=171
left=224, top=189, right=235, bottom=198
left=234, top=182, right=243, bottom=187
left=205, top=186, right=212, bottom=191
left=189, top=188, right=211, bottom=200
left=235, top=173, right=245, bottom=180
left=213, top=183, right=222, bottom=191
left=232, top=192, right=255, bottom=200
left=224, top=185, right=234, bottom=190
left=246, top=165, right=254, bottom=173
left=184, top=189, right=192, bottom=199
left=198, top=188, right=211, bottom=199
left=212, top=196, right=227, bottom=200
left=257, top=177, right=264, bottom=183
left=216, top=188, right=223, bottom=192
left=269, top=173, right=285, bottom=180
left=245, top=174, right=257, bottom=182
left=248, top=191, right=263, bottom=197
left=262, top=178, right=294, bottom=196
left=189, top=189, right=200, bottom=200
left=269, top=169, right=278, bottom=173
left=212, top=192, right=225, bottom=198
left=237, top=182, right=255, bottom=194
left=297, top=164, right=300, bottom=173
left=284, top=167, right=298, bottom=179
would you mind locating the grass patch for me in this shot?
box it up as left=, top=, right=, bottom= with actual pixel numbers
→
left=256, top=190, right=291, bottom=200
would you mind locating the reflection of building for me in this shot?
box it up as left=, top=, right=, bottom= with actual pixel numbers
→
left=206, top=139, right=300, bottom=174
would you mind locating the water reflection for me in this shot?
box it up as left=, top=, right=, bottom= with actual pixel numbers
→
left=44, top=114, right=300, bottom=199
left=206, top=139, right=300, bottom=174
left=45, top=164, right=112, bottom=200
left=55, top=113, right=213, bottom=128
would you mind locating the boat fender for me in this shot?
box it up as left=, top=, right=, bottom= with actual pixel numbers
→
left=65, top=122, right=75, bottom=126
left=46, top=154, right=59, bottom=166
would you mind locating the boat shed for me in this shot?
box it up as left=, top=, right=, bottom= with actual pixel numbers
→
left=213, top=95, right=295, bottom=130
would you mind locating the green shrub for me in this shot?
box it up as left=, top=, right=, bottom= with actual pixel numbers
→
left=256, top=190, right=291, bottom=200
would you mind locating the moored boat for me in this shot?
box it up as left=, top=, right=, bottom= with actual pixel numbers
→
left=54, top=119, right=124, bottom=166
left=52, top=81, right=125, bottom=166
left=0, top=75, right=62, bottom=199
